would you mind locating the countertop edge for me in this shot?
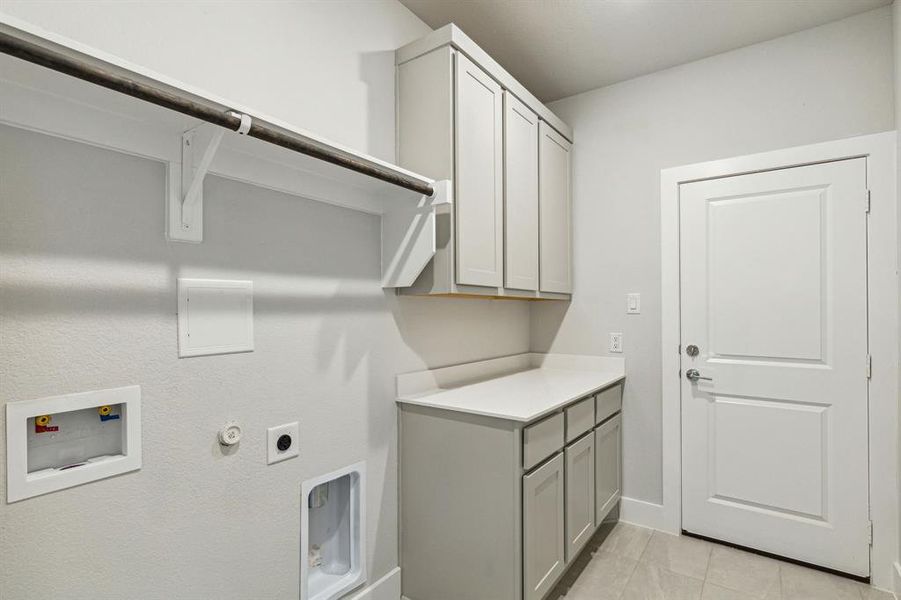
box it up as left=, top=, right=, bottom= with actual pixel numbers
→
left=396, top=372, right=625, bottom=423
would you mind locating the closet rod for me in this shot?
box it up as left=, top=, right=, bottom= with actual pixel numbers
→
left=0, top=31, right=435, bottom=198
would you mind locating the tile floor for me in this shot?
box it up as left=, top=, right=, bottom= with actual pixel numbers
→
left=549, top=522, right=895, bottom=600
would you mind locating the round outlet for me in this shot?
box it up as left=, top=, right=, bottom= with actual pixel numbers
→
left=218, top=422, right=242, bottom=446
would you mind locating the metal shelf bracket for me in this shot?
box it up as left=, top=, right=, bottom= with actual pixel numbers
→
left=167, top=112, right=251, bottom=242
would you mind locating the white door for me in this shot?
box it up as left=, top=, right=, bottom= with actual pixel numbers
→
left=454, top=51, right=503, bottom=288
left=680, top=158, right=870, bottom=576
left=503, top=91, right=539, bottom=291
left=538, top=122, right=572, bottom=293
left=523, top=453, right=566, bottom=600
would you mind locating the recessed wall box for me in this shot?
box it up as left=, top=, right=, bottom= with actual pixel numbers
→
left=6, top=385, right=142, bottom=502
left=301, top=462, right=366, bottom=600
left=177, top=278, right=254, bottom=358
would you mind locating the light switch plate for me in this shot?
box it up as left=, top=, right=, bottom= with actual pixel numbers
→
left=627, top=293, right=641, bottom=314
left=177, top=278, right=253, bottom=358
left=609, top=333, right=623, bottom=353
left=267, top=422, right=299, bottom=465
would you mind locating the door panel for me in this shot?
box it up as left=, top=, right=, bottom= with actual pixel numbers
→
left=503, top=91, right=539, bottom=291
left=523, top=453, right=566, bottom=600
left=711, top=396, right=827, bottom=518
left=680, top=158, right=869, bottom=576
left=538, top=122, right=572, bottom=293
left=565, top=433, right=595, bottom=560
left=708, top=189, right=826, bottom=361
left=595, top=413, right=622, bottom=523
left=454, top=52, right=503, bottom=287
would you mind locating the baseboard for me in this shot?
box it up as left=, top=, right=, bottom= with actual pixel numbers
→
left=618, top=496, right=672, bottom=533
left=347, top=567, right=401, bottom=600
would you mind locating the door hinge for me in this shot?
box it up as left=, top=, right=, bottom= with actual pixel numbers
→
left=867, top=520, right=873, bottom=545
left=866, top=355, right=872, bottom=379
left=864, top=190, right=871, bottom=213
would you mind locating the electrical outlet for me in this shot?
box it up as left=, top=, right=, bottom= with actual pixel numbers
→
left=267, top=422, right=299, bottom=465
left=609, top=333, right=623, bottom=353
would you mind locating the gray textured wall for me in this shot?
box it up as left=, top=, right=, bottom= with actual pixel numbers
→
left=0, top=2, right=531, bottom=598
left=533, top=7, right=895, bottom=504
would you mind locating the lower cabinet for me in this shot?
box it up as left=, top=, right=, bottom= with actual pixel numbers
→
left=523, top=453, right=566, bottom=600
left=595, top=413, right=622, bottom=523
left=565, top=432, right=596, bottom=560
left=400, top=387, right=623, bottom=600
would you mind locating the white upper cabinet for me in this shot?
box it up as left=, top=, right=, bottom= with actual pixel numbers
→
left=396, top=25, right=573, bottom=299
left=503, top=92, right=539, bottom=291
left=454, top=52, right=504, bottom=287
left=539, top=122, right=573, bottom=294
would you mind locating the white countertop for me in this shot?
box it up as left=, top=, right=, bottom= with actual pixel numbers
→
left=396, top=353, right=624, bottom=423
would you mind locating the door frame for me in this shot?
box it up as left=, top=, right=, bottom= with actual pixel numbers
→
left=659, top=131, right=898, bottom=589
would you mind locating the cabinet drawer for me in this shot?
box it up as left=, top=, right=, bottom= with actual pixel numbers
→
left=523, top=412, right=565, bottom=471
left=566, top=397, right=594, bottom=443
left=595, top=383, right=623, bottom=425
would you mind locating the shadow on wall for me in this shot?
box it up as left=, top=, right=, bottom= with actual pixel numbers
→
left=530, top=300, right=570, bottom=353
left=0, top=125, right=539, bottom=584
left=359, top=50, right=397, bottom=163
left=0, top=124, right=411, bottom=585
left=0, top=122, right=397, bottom=429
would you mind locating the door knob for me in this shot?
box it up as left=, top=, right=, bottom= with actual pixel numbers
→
left=685, top=369, right=712, bottom=382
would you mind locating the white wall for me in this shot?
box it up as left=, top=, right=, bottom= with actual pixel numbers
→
left=0, top=2, right=531, bottom=599
left=532, top=7, right=895, bottom=504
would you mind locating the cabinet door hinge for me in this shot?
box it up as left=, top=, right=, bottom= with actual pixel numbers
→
left=867, top=520, right=873, bottom=545
left=864, top=190, right=871, bottom=213
left=866, top=355, right=872, bottom=379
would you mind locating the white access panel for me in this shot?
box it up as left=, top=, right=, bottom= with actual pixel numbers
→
left=177, top=278, right=254, bottom=357
left=6, top=385, right=142, bottom=502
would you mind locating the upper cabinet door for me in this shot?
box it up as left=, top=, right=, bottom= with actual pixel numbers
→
left=454, top=52, right=504, bottom=288
left=539, top=122, right=573, bottom=293
left=503, top=92, right=539, bottom=291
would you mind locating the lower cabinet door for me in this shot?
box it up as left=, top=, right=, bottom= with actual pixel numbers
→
left=595, top=413, right=622, bottom=523
left=565, top=432, right=596, bottom=561
left=523, top=453, right=566, bottom=600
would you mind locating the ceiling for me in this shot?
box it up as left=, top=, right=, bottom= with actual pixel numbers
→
left=398, top=0, right=891, bottom=102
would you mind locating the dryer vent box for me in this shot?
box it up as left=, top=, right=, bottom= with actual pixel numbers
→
left=301, top=462, right=366, bottom=600
left=6, top=385, right=142, bottom=502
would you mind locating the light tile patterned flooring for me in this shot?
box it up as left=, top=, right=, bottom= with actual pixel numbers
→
left=549, top=522, right=895, bottom=600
